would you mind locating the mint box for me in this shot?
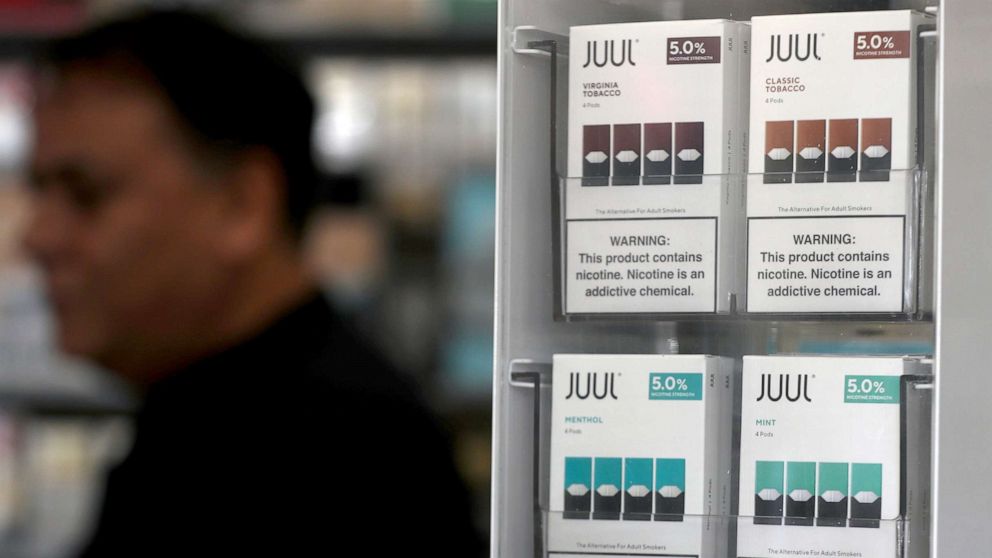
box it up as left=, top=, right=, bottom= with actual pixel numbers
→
left=549, top=354, right=732, bottom=557
left=737, top=355, right=930, bottom=558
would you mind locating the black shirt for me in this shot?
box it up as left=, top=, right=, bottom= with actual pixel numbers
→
left=80, top=293, right=481, bottom=556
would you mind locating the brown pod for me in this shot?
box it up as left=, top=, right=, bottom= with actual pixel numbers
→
left=674, top=121, right=703, bottom=184
left=612, top=124, right=641, bottom=186
left=764, top=120, right=794, bottom=184
left=795, top=120, right=826, bottom=183
left=583, top=124, right=611, bottom=186
left=828, top=119, right=858, bottom=182
left=860, top=118, right=892, bottom=182
left=643, top=122, right=673, bottom=185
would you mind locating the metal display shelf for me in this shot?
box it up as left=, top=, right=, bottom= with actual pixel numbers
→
left=492, top=0, right=992, bottom=556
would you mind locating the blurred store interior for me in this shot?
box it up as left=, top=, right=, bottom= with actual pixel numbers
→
left=0, top=1, right=497, bottom=556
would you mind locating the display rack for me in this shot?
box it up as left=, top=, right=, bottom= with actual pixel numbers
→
left=493, top=0, right=992, bottom=556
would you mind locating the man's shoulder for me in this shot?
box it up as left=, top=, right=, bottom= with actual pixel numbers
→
left=293, top=305, right=423, bottom=407
left=103, top=294, right=481, bottom=557
left=255, top=294, right=437, bottom=428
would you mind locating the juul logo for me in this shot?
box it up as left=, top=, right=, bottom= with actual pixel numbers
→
left=757, top=374, right=813, bottom=402
left=583, top=40, right=636, bottom=68
left=765, top=33, right=821, bottom=62
left=565, top=372, right=619, bottom=400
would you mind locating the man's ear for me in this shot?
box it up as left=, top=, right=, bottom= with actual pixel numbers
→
left=213, top=147, right=288, bottom=264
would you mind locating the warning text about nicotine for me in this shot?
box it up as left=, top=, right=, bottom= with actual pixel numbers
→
left=747, top=216, right=904, bottom=313
left=566, top=219, right=717, bottom=313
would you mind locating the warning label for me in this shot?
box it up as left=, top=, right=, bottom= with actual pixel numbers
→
left=566, top=218, right=717, bottom=314
left=746, top=216, right=905, bottom=313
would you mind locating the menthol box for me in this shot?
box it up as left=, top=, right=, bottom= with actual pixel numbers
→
left=549, top=354, right=732, bottom=557
left=737, top=355, right=931, bottom=558
left=564, top=20, right=749, bottom=315
left=745, top=10, right=933, bottom=314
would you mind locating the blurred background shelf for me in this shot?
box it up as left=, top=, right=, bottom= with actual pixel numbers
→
left=0, top=33, right=497, bottom=59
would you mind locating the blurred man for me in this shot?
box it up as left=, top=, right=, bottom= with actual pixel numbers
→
left=25, top=11, right=480, bottom=556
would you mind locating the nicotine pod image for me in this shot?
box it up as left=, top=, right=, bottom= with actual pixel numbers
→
left=785, top=461, right=816, bottom=526
left=643, top=122, right=673, bottom=185
left=828, top=118, right=858, bottom=182
left=582, top=125, right=611, bottom=186
left=612, top=124, right=641, bottom=186
left=850, top=463, right=883, bottom=528
left=764, top=121, right=794, bottom=183
left=754, top=460, right=784, bottom=525
left=816, top=462, right=849, bottom=527
left=737, top=355, right=931, bottom=558
left=674, top=122, right=704, bottom=184
left=860, top=118, right=892, bottom=182
left=623, top=458, right=653, bottom=521
left=564, top=457, right=592, bottom=519
left=795, top=119, right=826, bottom=182
left=593, top=457, right=622, bottom=520
left=549, top=354, right=732, bottom=557
left=654, top=458, right=686, bottom=522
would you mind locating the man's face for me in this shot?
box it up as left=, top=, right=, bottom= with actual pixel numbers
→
left=25, top=67, right=233, bottom=376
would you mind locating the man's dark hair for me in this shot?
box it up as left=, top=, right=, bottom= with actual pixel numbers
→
left=44, top=10, right=317, bottom=238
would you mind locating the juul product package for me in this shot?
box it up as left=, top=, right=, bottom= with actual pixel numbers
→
left=737, top=355, right=931, bottom=558
left=565, top=20, right=749, bottom=315
left=745, top=11, right=932, bottom=314
left=549, top=354, right=732, bottom=557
